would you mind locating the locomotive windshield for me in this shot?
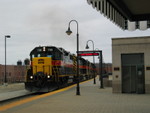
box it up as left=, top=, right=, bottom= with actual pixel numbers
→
left=30, top=46, right=62, bottom=60
left=31, top=52, right=52, bottom=58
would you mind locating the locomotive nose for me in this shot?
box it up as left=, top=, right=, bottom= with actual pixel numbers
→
left=32, top=57, right=52, bottom=77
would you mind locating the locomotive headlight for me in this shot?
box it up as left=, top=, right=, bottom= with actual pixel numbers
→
left=30, top=76, right=33, bottom=79
left=47, top=75, right=51, bottom=79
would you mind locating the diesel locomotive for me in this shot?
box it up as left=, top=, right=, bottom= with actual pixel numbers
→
left=25, top=46, right=96, bottom=92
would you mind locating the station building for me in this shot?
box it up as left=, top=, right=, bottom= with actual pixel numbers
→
left=112, top=36, right=150, bottom=94
left=87, top=0, right=150, bottom=94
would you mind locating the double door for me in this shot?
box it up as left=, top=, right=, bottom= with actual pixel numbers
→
left=121, top=54, right=145, bottom=94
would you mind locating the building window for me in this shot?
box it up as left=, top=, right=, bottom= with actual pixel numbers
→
left=9, top=72, right=11, bottom=76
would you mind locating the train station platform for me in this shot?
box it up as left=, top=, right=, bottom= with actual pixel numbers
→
left=0, top=78, right=150, bottom=113
left=0, top=83, right=31, bottom=101
left=0, top=83, right=24, bottom=93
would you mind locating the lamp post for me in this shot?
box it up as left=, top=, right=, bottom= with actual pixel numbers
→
left=4, top=35, right=11, bottom=86
left=85, top=40, right=96, bottom=84
left=66, top=20, right=80, bottom=95
left=95, top=48, right=104, bottom=88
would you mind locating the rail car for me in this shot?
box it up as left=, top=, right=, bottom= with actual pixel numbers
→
left=25, top=46, right=96, bottom=92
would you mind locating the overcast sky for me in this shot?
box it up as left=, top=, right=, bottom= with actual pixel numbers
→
left=0, top=0, right=150, bottom=65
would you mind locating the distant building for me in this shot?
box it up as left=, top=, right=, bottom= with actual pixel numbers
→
left=112, top=36, right=150, bottom=94
left=0, top=65, right=27, bottom=84
left=95, top=63, right=112, bottom=76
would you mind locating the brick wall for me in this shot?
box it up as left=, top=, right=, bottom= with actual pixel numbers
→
left=0, top=65, right=27, bottom=84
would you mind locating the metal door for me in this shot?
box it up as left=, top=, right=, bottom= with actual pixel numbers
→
left=121, top=54, right=145, bottom=94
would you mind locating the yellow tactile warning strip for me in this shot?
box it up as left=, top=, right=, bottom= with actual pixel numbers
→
left=0, top=79, right=92, bottom=111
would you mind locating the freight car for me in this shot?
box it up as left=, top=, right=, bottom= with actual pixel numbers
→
left=25, top=46, right=96, bottom=92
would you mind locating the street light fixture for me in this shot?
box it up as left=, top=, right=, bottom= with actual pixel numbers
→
left=85, top=40, right=96, bottom=84
left=66, top=20, right=80, bottom=95
left=66, top=27, right=72, bottom=35
left=4, top=35, right=11, bottom=86
left=85, top=43, right=89, bottom=49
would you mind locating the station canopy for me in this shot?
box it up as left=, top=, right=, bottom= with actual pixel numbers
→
left=87, top=0, right=150, bottom=31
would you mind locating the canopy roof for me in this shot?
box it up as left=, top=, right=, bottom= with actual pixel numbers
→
left=87, top=0, right=150, bottom=30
